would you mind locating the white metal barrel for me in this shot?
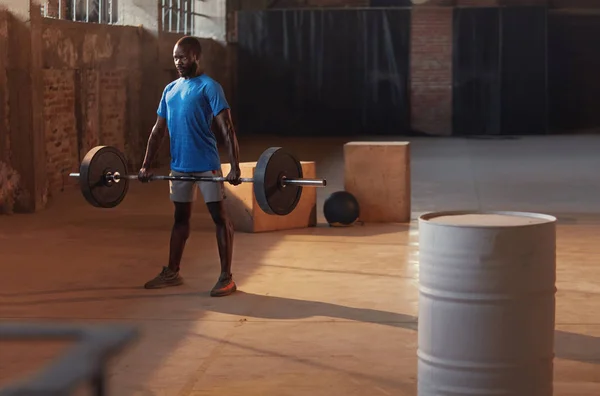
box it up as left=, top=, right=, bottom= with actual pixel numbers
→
left=417, top=211, right=557, bottom=396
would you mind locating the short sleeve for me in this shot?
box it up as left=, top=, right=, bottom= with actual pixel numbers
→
left=157, top=85, right=169, bottom=119
left=204, top=80, right=230, bottom=117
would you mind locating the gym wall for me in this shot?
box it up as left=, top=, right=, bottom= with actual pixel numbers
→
left=233, top=1, right=600, bottom=138
left=0, top=12, right=232, bottom=207
left=232, top=1, right=450, bottom=136
left=40, top=20, right=140, bottom=197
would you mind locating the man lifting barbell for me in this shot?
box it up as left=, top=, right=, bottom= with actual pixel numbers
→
left=68, top=37, right=327, bottom=296
left=139, top=36, right=241, bottom=297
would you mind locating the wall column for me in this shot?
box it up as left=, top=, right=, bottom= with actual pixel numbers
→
left=119, top=0, right=161, bottom=169
left=410, top=1, right=454, bottom=136
left=0, top=0, right=47, bottom=212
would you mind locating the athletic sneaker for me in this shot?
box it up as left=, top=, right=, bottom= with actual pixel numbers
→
left=210, top=272, right=237, bottom=297
left=144, top=266, right=183, bottom=289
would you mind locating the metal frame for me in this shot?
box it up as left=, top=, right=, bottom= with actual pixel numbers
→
left=161, top=0, right=200, bottom=35
left=0, top=323, right=138, bottom=396
left=41, top=0, right=118, bottom=24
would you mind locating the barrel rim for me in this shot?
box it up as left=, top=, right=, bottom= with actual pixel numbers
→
left=419, top=210, right=557, bottom=228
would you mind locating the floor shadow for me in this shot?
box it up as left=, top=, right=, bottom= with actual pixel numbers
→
left=5, top=289, right=598, bottom=364
left=190, top=332, right=415, bottom=392
left=205, top=291, right=418, bottom=330
left=554, top=329, right=600, bottom=363
left=207, top=292, right=600, bottom=364
left=2, top=290, right=417, bottom=332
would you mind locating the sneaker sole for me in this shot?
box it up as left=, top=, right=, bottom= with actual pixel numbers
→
left=144, top=279, right=184, bottom=289
left=210, top=283, right=237, bottom=297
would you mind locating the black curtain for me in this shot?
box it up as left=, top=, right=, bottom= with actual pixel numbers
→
left=501, top=7, right=548, bottom=135
left=548, top=13, right=600, bottom=132
left=453, top=7, right=501, bottom=136
left=453, top=7, right=548, bottom=136
left=236, top=9, right=411, bottom=136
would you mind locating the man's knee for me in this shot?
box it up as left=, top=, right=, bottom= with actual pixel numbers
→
left=174, top=202, right=192, bottom=225
left=207, top=201, right=228, bottom=226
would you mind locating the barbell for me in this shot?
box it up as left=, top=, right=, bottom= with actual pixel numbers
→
left=69, top=145, right=327, bottom=216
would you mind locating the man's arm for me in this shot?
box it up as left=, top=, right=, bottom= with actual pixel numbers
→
left=141, top=115, right=167, bottom=169
left=214, top=109, right=241, bottom=176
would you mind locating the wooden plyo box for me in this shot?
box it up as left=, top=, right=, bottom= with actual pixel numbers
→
left=343, top=142, right=411, bottom=223
left=221, top=161, right=318, bottom=233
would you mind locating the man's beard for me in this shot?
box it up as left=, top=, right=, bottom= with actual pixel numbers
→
left=178, top=63, right=197, bottom=77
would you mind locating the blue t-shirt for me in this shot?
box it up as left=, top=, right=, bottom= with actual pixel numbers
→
left=157, top=74, right=230, bottom=173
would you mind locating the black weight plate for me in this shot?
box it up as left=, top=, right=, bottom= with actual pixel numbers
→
left=254, top=147, right=303, bottom=216
left=80, top=146, right=129, bottom=208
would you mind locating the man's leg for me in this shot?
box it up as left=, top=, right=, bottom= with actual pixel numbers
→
left=144, top=173, right=195, bottom=289
left=199, top=171, right=236, bottom=297
left=207, top=200, right=236, bottom=296
left=168, top=202, right=193, bottom=273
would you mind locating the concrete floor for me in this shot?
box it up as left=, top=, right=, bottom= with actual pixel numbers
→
left=1, top=134, right=599, bottom=395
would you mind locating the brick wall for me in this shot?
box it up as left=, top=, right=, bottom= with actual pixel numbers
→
left=81, top=70, right=100, bottom=158
left=42, top=0, right=68, bottom=19
left=0, top=10, right=9, bottom=165
left=40, top=20, right=141, bottom=197
left=0, top=9, right=17, bottom=213
left=41, top=65, right=142, bottom=197
left=124, top=71, right=142, bottom=169
left=43, top=70, right=77, bottom=195
left=410, top=6, right=453, bottom=135
left=99, top=71, right=128, bottom=153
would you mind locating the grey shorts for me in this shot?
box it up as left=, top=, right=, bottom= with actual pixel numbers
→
left=169, top=169, right=225, bottom=203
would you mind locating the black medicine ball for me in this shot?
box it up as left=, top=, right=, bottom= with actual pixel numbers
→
left=323, top=191, right=360, bottom=227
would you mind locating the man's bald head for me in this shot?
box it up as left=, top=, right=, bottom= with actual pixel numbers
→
left=175, top=36, right=202, bottom=58
left=173, top=36, right=203, bottom=79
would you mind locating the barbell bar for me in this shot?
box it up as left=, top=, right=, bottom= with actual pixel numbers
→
left=68, top=171, right=327, bottom=187
left=69, top=145, right=328, bottom=216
